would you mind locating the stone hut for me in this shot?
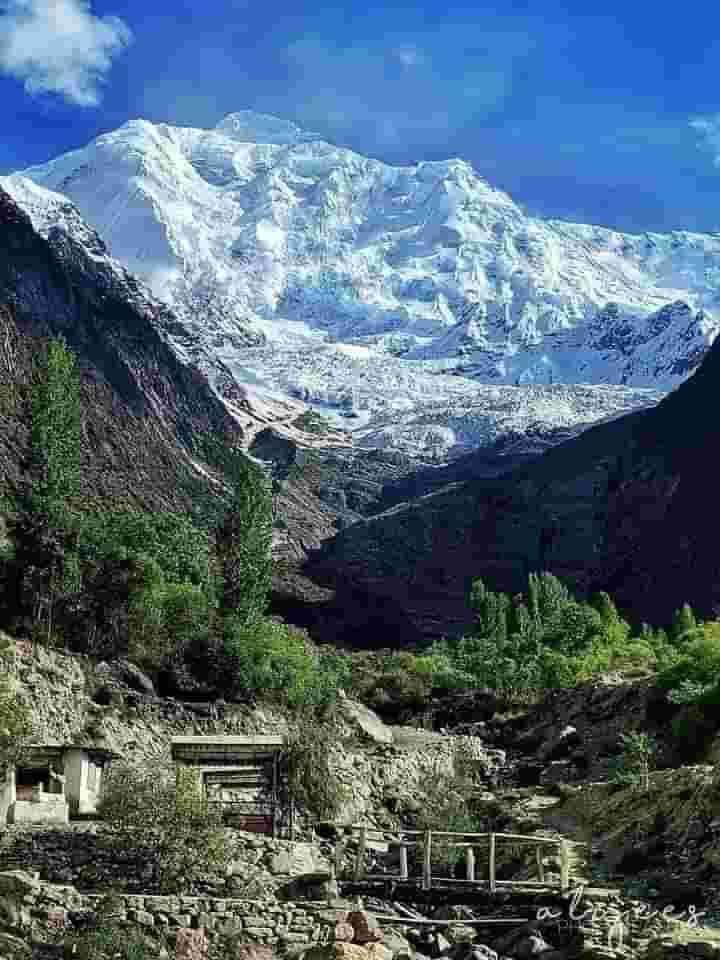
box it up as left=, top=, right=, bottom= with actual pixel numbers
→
left=0, top=743, right=118, bottom=825
left=171, top=735, right=290, bottom=836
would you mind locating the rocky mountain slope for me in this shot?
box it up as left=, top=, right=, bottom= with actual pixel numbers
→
left=13, top=111, right=717, bottom=458
left=0, top=183, right=352, bottom=566
left=291, top=330, right=720, bottom=642
left=0, top=183, right=237, bottom=513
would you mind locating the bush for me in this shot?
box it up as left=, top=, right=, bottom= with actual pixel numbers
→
left=282, top=718, right=350, bottom=819
left=100, top=762, right=229, bottom=892
left=608, top=731, right=657, bottom=791
left=220, top=615, right=346, bottom=707
left=657, top=624, right=720, bottom=705
left=414, top=757, right=485, bottom=873
left=58, top=923, right=151, bottom=960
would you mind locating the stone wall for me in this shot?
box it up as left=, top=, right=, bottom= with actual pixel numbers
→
left=0, top=825, right=329, bottom=896
left=81, top=892, right=338, bottom=946
left=0, top=869, right=345, bottom=951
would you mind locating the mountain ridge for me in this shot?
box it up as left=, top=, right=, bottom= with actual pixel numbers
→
left=10, top=110, right=715, bottom=459
left=291, top=328, right=720, bottom=643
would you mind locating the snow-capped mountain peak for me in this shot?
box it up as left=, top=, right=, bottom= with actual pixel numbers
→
left=214, top=111, right=323, bottom=145
left=10, top=110, right=720, bottom=458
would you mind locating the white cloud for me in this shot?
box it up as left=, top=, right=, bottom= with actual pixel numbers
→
left=0, top=0, right=132, bottom=106
left=393, top=45, right=425, bottom=68
left=690, top=114, right=720, bottom=166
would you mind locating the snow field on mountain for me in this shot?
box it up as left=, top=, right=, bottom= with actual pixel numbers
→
left=8, top=111, right=720, bottom=456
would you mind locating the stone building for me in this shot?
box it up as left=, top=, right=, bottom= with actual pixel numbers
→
left=171, top=735, right=290, bottom=836
left=0, top=743, right=117, bottom=825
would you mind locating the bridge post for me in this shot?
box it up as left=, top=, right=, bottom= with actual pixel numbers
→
left=536, top=845, right=545, bottom=884
left=335, top=837, right=346, bottom=880
left=466, top=846, right=476, bottom=882
left=489, top=833, right=496, bottom=893
left=399, top=843, right=409, bottom=881
left=423, top=829, right=432, bottom=890
left=559, top=839, right=570, bottom=892
left=354, top=827, right=367, bottom=882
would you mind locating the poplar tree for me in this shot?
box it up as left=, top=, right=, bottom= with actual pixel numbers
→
left=27, top=338, right=81, bottom=524
left=5, top=339, right=82, bottom=636
left=214, top=448, right=273, bottom=625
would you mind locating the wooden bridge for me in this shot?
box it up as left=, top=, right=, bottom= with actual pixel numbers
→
left=328, top=825, right=595, bottom=896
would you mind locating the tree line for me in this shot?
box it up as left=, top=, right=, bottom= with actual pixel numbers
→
left=0, top=338, right=343, bottom=706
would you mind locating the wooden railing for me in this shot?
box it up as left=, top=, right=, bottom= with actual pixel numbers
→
left=331, top=826, right=587, bottom=893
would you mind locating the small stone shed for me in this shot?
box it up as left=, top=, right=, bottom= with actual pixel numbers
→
left=0, top=743, right=117, bottom=825
left=171, top=735, right=290, bottom=836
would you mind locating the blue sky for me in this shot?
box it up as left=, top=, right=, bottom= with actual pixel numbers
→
left=2, top=0, right=720, bottom=233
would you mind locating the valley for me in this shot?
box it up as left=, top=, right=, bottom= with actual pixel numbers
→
left=2, top=96, right=720, bottom=960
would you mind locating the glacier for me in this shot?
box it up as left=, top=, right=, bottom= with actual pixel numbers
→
left=8, top=109, right=720, bottom=458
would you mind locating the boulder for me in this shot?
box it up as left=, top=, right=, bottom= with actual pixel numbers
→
left=512, top=936, right=554, bottom=959
left=175, top=928, right=210, bottom=960
left=339, top=696, right=394, bottom=745
left=539, top=725, right=582, bottom=763
left=469, top=948, right=499, bottom=960
left=334, top=923, right=356, bottom=943
left=270, top=843, right=326, bottom=876
left=282, top=871, right=339, bottom=901
left=226, top=946, right=276, bottom=960
left=306, top=944, right=373, bottom=960
left=366, top=946, right=394, bottom=960
left=491, top=923, right=542, bottom=956
left=383, top=931, right=414, bottom=959
left=0, top=931, right=31, bottom=959
left=349, top=910, right=384, bottom=944
left=98, top=658, right=156, bottom=695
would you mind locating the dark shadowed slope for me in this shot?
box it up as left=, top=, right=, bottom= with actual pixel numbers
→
left=293, top=331, right=720, bottom=645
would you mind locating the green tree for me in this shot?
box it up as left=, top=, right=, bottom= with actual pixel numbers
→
left=672, top=603, right=698, bottom=644
left=610, top=731, right=657, bottom=792
left=282, top=718, right=350, bottom=819
left=3, top=339, right=82, bottom=639
left=100, top=762, right=229, bottom=892
left=214, top=449, right=273, bottom=624
left=27, top=339, right=81, bottom=524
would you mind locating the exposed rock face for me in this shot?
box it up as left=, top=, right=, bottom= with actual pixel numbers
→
left=0, top=185, right=237, bottom=512
left=298, top=332, right=720, bottom=641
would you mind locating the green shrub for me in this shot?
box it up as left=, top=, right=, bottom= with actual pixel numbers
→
left=282, top=718, right=350, bottom=819
left=658, top=624, right=720, bottom=705
left=59, top=923, right=151, bottom=960
left=220, top=615, right=345, bottom=707
left=608, top=731, right=657, bottom=792
left=101, top=762, right=229, bottom=892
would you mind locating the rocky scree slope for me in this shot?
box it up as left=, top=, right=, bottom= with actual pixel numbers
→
left=295, top=330, right=720, bottom=640
left=11, top=112, right=713, bottom=457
